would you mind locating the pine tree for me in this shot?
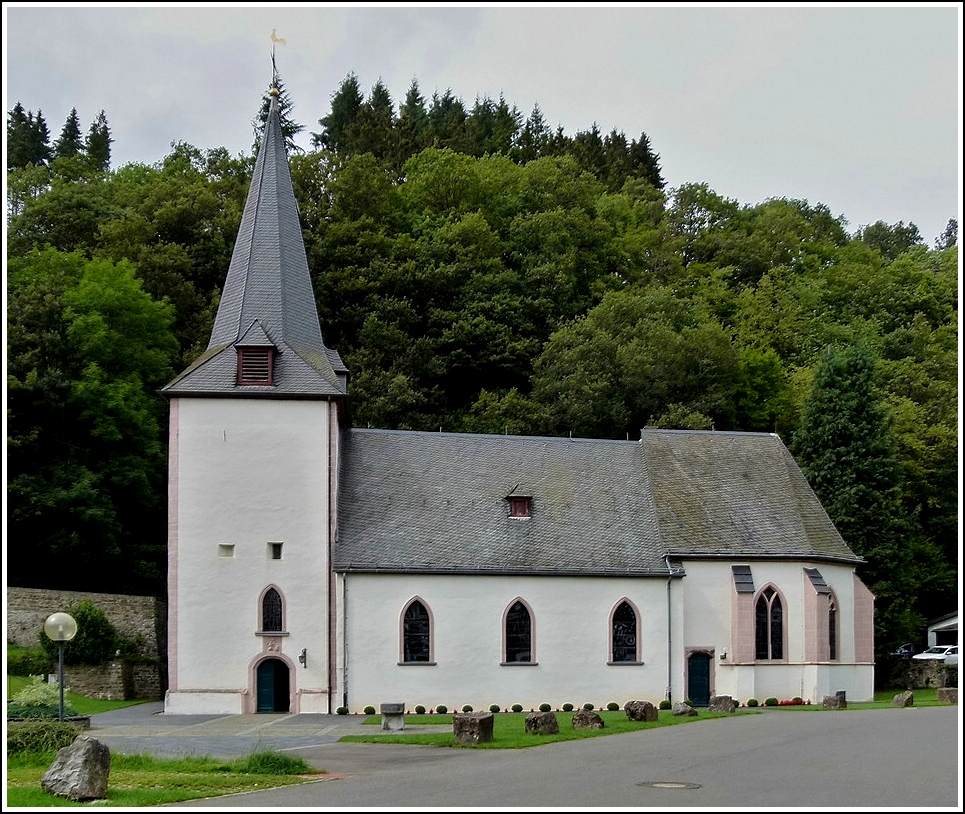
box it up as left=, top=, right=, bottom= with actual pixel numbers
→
left=934, top=218, right=957, bottom=250
left=396, top=78, right=430, bottom=164
left=84, top=110, right=113, bottom=171
left=629, top=130, right=665, bottom=191
left=791, top=342, right=917, bottom=650
left=312, top=72, right=363, bottom=151
left=54, top=107, right=84, bottom=159
left=252, top=74, right=305, bottom=154
left=7, top=103, right=51, bottom=169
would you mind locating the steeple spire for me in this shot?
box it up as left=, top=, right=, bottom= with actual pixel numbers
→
left=162, top=84, right=346, bottom=397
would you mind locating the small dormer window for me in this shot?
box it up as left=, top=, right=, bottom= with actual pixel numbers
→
left=508, top=496, right=531, bottom=519
left=237, top=347, right=274, bottom=386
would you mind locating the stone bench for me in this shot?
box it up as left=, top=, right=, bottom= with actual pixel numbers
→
left=380, top=702, right=405, bottom=731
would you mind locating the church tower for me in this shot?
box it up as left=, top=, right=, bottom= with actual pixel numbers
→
left=162, top=87, right=347, bottom=714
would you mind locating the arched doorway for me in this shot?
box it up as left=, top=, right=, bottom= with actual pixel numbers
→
left=256, top=658, right=290, bottom=713
left=687, top=651, right=712, bottom=706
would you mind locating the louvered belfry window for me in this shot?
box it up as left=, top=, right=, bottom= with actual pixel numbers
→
left=237, top=347, right=274, bottom=385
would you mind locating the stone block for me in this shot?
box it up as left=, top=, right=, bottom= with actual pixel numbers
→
left=822, top=694, right=847, bottom=709
left=708, top=695, right=736, bottom=713
left=572, top=708, right=605, bottom=729
left=624, top=699, right=659, bottom=722
left=892, top=690, right=914, bottom=707
left=936, top=687, right=958, bottom=704
left=452, top=711, right=494, bottom=744
left=41, top=735, right=110, bottom=801
left=380, top=702, right=405, bottom=731
left=524, top=710, right=560, bottom=735
left=672, top=702, right=698, bottom=717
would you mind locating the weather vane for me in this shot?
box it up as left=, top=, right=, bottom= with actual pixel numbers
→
left=270, top=28, right=287, bottom=85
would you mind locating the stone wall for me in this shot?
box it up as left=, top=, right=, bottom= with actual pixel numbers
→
left=59, top=662, right=164, bottom=701
left=6, top=587, right=165, bottom=661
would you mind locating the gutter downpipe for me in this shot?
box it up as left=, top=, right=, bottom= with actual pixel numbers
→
left=665, top=555, right=673, bottom=704
left=342, top=575, right=348, bottom=710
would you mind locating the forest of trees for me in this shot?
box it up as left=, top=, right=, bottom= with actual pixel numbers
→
left=6, top=75, right=958, bottom=657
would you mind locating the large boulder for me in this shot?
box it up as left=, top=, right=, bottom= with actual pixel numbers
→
left=452, top=711, right=494, bottom=744
left=571, top=708, right=605, bottom=730
left=822, top=694, right=847, bottom=710
left=936, top=688, right=958, bottom=705
left=624, top=700, right=659, bottom=722
left=41, top=735, right=110, bottom=801
left=708, top=695, right=736, bottom=713
left=524, top=710, right=559, bottom=735
left=672, top=702, right=698, bottom=717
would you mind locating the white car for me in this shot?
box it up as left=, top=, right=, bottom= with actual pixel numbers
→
left=911, top=645, right=957, bottom=661
left=943, top=646, right=958, bottom=665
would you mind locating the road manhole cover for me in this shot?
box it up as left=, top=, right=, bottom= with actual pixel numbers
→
left=637, top=781, right=702, bottom=789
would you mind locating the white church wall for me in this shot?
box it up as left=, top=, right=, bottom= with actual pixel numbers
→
left=166, top=397, right=333, bottom=713
left=679, top=559, right=873, bottom=703
left=339, top=572, right=677, bottom=711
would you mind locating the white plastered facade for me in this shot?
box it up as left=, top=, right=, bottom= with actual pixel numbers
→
left=166, top=397, right=335, bottom=714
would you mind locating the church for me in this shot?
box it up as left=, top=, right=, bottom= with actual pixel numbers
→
left=161, top=86, right=875, bottom=715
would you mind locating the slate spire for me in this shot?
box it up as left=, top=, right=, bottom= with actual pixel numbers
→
left=163, top=87, right=346, bottom=397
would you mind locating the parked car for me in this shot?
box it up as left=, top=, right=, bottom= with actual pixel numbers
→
left=911, top=645, right=956, bottom=661
left=890, top=642, right=920, bottom=658
left=942, top=646, right=957, bottom=665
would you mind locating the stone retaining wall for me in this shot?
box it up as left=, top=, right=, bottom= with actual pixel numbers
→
left=59, top=662, right=163, bottom=701
left=6, top=587, right=165, bottom=661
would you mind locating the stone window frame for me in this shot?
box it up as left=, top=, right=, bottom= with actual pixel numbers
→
left=608, top=597, right=643, bottom=664
left=501, top=597, right=537, bottom=665
left=754, top=584, right=786, bottom=661
left=399, top=596, right=435, bottom=665
left=256, top=584, right=288, bottom=636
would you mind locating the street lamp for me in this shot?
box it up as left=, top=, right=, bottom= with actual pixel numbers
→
left=43, top=612, right=78, bottom=721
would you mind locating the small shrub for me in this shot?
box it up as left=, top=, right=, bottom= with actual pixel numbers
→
left=658, top=699, right=671, bottom=710
left=511, top=704, right=523, bottom=713
left=414, top=705, right=426, bottom=714
left=488, top=704, right=501, bottom=713
left=561, top=703, right=574, bottom=712
left=606, top=701, right=619, bottom=711
left=335, top=706, right=348, bottom=715
left=237, top=750, right=312, bottom=775
left=462, top=705, right=473, bottom=713
left=5, top=646, right=53, bottom=677
left=363, top=705, right=376, bottom=715
left=435, top=705, right=447, bottom=714
left=538, top=703, right=551, bottom=712
left=582, top=702, right=594, bottom=710
left=765, top=697, right=778, bottom=707
left=12, top=675, right=64, bottom=708
left=792, top=696, right=803, bottom=703
left=6, top=720, right=81, bottom=756
left=39, top=600, right=118, bottom=666
left=747, top=698, right=759, bottom=707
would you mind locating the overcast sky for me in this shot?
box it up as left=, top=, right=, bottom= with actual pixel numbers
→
left=3, top=3, right=962, bottom=245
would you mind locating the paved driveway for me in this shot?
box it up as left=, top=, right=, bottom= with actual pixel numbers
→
left=88, top=703, right=961, bottom=808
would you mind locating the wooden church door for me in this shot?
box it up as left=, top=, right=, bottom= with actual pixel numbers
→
left=256, top=658, right=290, bottom=713
left=687, top=652, right=712, bottom=706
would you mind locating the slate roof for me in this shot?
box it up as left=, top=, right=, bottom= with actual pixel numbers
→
left=334, top=428, right=861, bottom=576
left=162, top=89, right=345, bottom=398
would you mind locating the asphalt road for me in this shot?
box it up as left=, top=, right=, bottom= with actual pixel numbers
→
left=86, top=702, right=962, bottom=809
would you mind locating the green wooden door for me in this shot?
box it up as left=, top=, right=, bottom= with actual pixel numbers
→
left=256, top=659, right=290, bottom=712
left=687, top=652, right=711, bottom=706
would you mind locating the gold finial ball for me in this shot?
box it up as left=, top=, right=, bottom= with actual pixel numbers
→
left=270, top=87, right=280, bottom=96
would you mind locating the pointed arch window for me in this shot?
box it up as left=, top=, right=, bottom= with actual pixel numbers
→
left=262, top=587, right=283, bottom=632
left=611, top=601, right=639, bottom=663
left=828, top=596, right=838, bottom=661
left=755, top=586, right=784, bottom=660
left=402, top=599, right=432, bottom=663
left=504, top=600, right=533, bottom=663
